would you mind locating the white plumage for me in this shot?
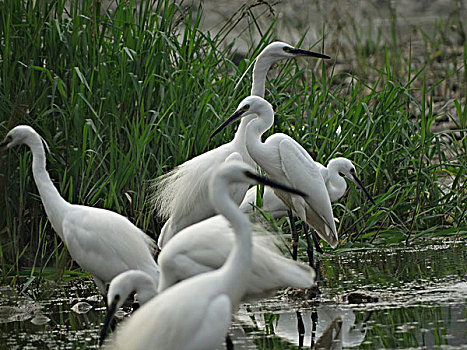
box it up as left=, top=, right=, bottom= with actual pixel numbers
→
left=106, top=270, right=158, bottom=310
left=0, top=126, right=159, bottom=295
left=152, top=42, right=330, bottom=248
left=211, top=96, right=339, bottom=247
left=102, top=162, right=309, bottom=350
left=157, top=152, right=249, bottom=248
left=157, top=214, right=316, bottom=300
left=240, top=157, right=375, bottom=215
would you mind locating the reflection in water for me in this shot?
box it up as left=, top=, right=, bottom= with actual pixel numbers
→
left=0, top=280, right=104, bottom=349
left=0, top=304, right=35, bottom=324
left=71, top=301, right=93, bottom=314
left=296, top=311, right=305, bottom=347
left=30, top=314, right=50, bottom=326
left=313, top=309, right=372, bottom=350
left=315, top=316, right=342, bottom=350
left=237, top=305, right=370, bottom=349
left=311, top=309, right=318, bottom=348
left=231, top=241, right=466, bottom=349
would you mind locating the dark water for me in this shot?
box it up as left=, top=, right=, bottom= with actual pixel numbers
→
left=233, top=241, right=467, bottom=349
left=1, top=240, right=465, bottom=349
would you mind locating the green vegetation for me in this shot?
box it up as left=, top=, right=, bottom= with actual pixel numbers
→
left=0, top=0, right=466, bottom=281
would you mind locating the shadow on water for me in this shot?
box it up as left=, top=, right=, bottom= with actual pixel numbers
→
left=0, top=240, right=465, bottom=349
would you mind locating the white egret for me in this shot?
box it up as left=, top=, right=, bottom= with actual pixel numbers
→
left=211, top=96, right=339, bottom=248
left=157, top=152, right=249, bottom=248
left=152, top=42, right=330, bottom=249
left=240, top=158, right=376, bottom=214
left=157, top=213, right=316, bottom=299
left=106, top=270, right=158, bottom=310
left=98, top=270, right=159, bottom=345
left=0, top=126, right=159, bottom=297
left=240, top=186, right=287, bottom=218
left=317, top=158, right=375, bottom=204
left=101, top=161, right=308, bottom=350
left=239, top=158, right=376, bottom=262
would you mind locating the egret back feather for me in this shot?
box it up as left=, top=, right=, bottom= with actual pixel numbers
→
left=150, top=145, right=233, bottom=220
left=157, top=215, right=315, bottom=300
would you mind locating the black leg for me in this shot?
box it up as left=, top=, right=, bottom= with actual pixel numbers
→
left=362, top=310, right=373, bottom=324
left=226, top=334, right=234, bottom=350
left=288, top=210, right=299, bottom=261
left=302, top=223, right=315, bottom=269
left=109, top=315, right=118, bottom=332
left=309, top=226, right=324, bottom=254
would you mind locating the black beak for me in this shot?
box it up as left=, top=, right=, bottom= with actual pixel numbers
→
left=209, top=109, right=245, bottom=141
left=352, top=174, right=376, bottom=205
left=99, top=298, right=118, bottom=347
left=0, top=140, right=8, bottom=150
left=286, top=47, right=331, bottom=60
left=245, top=171, right=307, bottom=198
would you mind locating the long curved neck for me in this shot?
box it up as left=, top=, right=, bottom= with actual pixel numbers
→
left=326, top=163, right=347, bottom=202
left=133, top=274, right=158, bottom=306
left=232, top=114, right=256, bottom=151
left=251, top=60, right=268, bottom=97
left=251, top=51, right=277, bottom=98
left=28, top=135, right=69, bottom=239
left=214, top=180, right=252, bottom=304
left=233, top=52, right=275, bottom=144
left=244, top=105, right=274, bottom=164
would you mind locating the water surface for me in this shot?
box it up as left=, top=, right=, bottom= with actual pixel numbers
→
left=1, top=240, right=465, bottom=349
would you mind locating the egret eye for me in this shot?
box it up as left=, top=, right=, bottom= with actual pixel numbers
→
left=242, top=104, right=250, bottom=112
left=283, top=46, right=292, bottom=53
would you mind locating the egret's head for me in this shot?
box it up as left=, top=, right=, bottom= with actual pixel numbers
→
left=210, top=96, right=272, bottom=140
left=107, top=270, right=157, bottom=311
left=0, top=125, right=37, bottom=150
left=330, top=158, right=358, bottom=183
left=259, top=41, right=331, bottom=62
left=100, top=270, right=158, bottom=346
left=107, top=279, right=131, bottom=314
left=330, top=158, right=376, bottom=205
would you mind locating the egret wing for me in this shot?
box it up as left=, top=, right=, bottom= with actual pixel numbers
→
left=63, top=206, right=158, bottom=283
left=158, top=216, right=233, bottom=290
left=277, top=138, right=338, bottom=246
